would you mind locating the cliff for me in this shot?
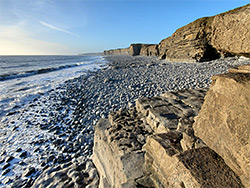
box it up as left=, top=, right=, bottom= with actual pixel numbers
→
left=104, top=44, right=156, bottom=56
left=92, top=64, right=250, bottom=187
left=104, top=4, right=250, bottom=62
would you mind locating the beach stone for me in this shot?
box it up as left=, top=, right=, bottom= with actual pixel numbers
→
left=5, top=156, right=14, bottom=163
left=23, top=167, right=36, bottom=177
left=2, top=168, right=11, bottom=176
left=194, top=72, right=250, bottom=187
left=0, top=158, right=4, bottom=164
left=2, top=54, right=249, bottom=187
left=2, top=177, right=12, bottom=184
left=16, top=148, right=22, bottom=152
left=19, top=151, right=28, bottom=158
left=2, top=163, right=10, bottom=170
left=31, top=160, right=99, bottom=188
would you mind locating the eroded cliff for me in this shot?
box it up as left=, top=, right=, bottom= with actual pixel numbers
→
left=104, top=4, right=250, bottom=62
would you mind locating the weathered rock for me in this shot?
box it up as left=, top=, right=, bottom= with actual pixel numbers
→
left=158, top=16, right=219, bottom=62
left=143, top=134, right=244, bottom=188
left=2, top=163, right=10, bottom=170
left=229, top=63, right=250, bottom=73
left=210, top=5, right=250, bottom=57
left=2, top=168, right=11, bottom=176
left=92, top=88, right=214, bottom=187
left=194, top=72, right=250, bottom=187
left=92, top=107, right=151, bottom=188
left=140, top=44, right=159, bottom=56
left=136, top=88, right=207, bottom=133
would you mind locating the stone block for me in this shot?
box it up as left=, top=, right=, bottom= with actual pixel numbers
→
left=144, top=134, right=244, bottom=188
left=194, top=73, right=250, bottom=187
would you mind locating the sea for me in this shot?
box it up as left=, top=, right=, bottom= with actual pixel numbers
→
left=0, top=55, right=107, bottom=185
left=0, top=55, right=107, bottom=122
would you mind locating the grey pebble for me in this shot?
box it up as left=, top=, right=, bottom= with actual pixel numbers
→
left=23, top=167, right=36, bottom=177
left=5, top=156, right=14, bottom=163
left=2, top=163, right=10, bottom=170
left=2, top=168, right=11, bottom=176
left=19, top=151, right=28, bottom=158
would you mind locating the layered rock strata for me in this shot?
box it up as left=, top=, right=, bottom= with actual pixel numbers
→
left=104, top=44, right=156, bottom=56
left=92, top=107, right=152, bottom=188
left=92, top=87, right=244, bottom=187
left=104, top=4, right=250, bottom=62
left=194, top=66, right=250, bottom=187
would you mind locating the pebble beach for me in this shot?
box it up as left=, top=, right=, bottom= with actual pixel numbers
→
left=0, top=55, right=249, bottom=187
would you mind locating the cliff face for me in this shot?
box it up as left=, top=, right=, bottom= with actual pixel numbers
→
left=104, top=4, right=250, bottom=62
left=158, top=16, right=220, bottom=62
left=104, top=47, right=130, bottom=55
left=104, top=44, right=156, bottom=56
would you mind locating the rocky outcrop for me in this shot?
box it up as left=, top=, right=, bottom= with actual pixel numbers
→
left=92, top=87, right=245, bottom=187
left=104, top=4, right=250, bottom=62
left=92, top=107, right=152, bottom=188
left=144, top=137, right=243, bottom=188
left=193, top=66, right=250, bottom=187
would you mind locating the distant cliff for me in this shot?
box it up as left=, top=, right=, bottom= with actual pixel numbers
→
left=104, top=4, right=250, bottom=62
left=104, top=44, right=157, bottom=56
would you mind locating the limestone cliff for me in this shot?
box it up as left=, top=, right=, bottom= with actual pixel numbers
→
left=158, top=3, right=250, bottom=62
left=104, top=4, right=250, bottom=62
left=104, top=44, right=156, bottom=56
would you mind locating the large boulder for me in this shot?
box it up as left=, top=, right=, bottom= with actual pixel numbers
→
left=92, top=107, right=152, bottom=188
left=144, top=134, right=243, bottom=188
left=193, top=72, right=250, bottom=187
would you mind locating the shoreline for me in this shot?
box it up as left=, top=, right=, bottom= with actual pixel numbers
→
left=1, top=55, right=250, bottom=187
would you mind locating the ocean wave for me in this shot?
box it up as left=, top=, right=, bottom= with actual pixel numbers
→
left=0, top=62, right=91, bottom=81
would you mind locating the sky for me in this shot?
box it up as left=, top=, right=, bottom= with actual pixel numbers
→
left=0, top=0, right=249, bottom=55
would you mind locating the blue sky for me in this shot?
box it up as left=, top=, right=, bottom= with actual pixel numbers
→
left=0, top=0, right=249, bottom=55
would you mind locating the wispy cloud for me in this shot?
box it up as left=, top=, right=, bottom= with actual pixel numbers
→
left=0, top=25, right=76, bottom=55
left=40, top=20, right=74, bottom=35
